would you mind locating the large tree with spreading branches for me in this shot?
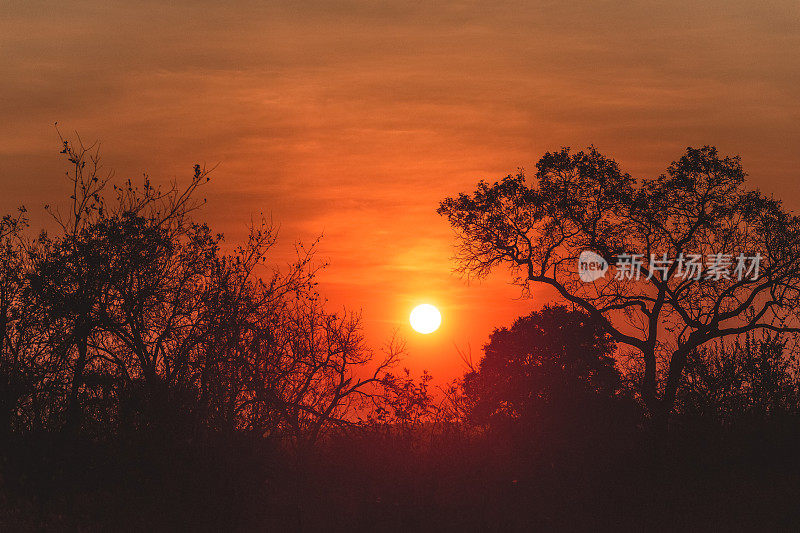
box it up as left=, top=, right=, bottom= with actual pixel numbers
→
left=439, top=146, right=800, bottom=427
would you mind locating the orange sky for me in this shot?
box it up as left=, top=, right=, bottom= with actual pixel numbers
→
left=2, top=0, right=799, bottom=380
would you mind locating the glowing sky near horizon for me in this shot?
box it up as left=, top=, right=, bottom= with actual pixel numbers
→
left=1, top=0, right=799, bottom=379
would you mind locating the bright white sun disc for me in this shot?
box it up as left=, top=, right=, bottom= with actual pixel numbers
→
left=409, top=304, right=441, bottom=334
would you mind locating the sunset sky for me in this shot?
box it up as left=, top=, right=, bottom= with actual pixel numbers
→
left=2, top=0, right=799, bottom=380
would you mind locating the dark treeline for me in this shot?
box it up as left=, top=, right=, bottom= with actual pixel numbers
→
left=2, top=140, right=800, bottom=530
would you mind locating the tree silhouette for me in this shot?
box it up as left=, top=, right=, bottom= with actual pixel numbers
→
left=463, top=305, right=632, bottom=437
left=6, top=135, right=800, bottom=528
left=0, top=209, right=34, bottom=436
left=439, top=146, right=800, bottom=428
left=27, top=136, right=113, bottom=430
left=3, top=135, right=402, bottom=442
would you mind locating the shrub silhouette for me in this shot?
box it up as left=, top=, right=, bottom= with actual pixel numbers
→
left=463, top=305, right=638, bottom=446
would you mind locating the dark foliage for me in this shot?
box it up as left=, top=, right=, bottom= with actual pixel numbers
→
left=462, top=306, right=640, bottom=447
left=1, top=139, right=800, bottom=529
left=439, top=145, right=800, bottom=428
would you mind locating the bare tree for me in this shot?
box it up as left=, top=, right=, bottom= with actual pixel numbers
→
left=246, top=295, right=401, bottom=445
left=27, top=133, right=113, bottom=430
left=14, top=133, right=405, bottom=444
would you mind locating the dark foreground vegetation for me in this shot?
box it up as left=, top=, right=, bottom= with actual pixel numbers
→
left=1, top=139, right=800, bottom=530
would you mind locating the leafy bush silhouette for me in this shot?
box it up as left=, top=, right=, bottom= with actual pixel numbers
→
left=463, top=305, right=639, bottom=448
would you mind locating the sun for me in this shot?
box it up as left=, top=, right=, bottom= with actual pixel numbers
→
left=409, top=304, right=441, bottom=334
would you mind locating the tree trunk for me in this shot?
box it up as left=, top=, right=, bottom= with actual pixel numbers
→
left=65, top=325, right=88, bottom=431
